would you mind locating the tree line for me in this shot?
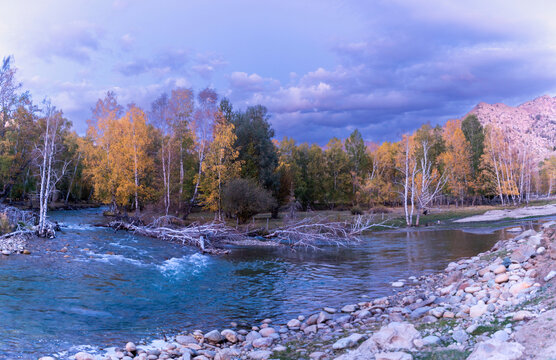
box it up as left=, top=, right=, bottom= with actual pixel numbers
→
left=1, top=56, right=555, bottom=226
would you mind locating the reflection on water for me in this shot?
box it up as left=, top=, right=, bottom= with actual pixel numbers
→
left=0, top=208, right=532, bottom=357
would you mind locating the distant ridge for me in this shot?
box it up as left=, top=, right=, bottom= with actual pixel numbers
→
left=465, top=95, right=556, bottom=163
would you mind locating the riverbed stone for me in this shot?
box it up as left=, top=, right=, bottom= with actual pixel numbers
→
left=287, top=319, right=301, bottom=329
left=513, top=310, right=534, bottom=321
left=371, top=322, right=420, bottom=350
left=495, top=273, right=509, bottom=283
left=494, top=265, right=507, bottom=274
left=309, top=351, right=326, bottom=360
left=324, top=307, right=337, bottom=313
left=452, top=329, right=468, bottom=344
left=214, top=348, right=240, bottom=360
left=341, top=304, right=357, bottom=313
left=317, top=311, right=332, bottom=323
left=252, top=337, right=274, bottom=348
left=470, top=301, right=487, bottom=318
left=511, top=245, right=535, bottom=263
left=204, top=330, right=224, bottom=343
left=467, top=339, right=524, bottom=360
left=74, top=352, right=94, bottom=360
left=332, top=333, right=365, bottom=350
left=304, top=324, right=317, bottom=334
left=375, top=352, right=412, bottom=360
left=259, top=327, right=275, bottom=337
left=421, top=335, right=440, bottom=346
left=248, top=350, right=272, bottom=360
left=544, top=270, right=556, bottom=282
left=246, top=331, right=262, bottom=342
left=306, top=313, right=319, bottom=325
left=221, top=329, right=238, bottom=343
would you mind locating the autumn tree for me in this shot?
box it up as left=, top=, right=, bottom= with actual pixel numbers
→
left=439, top=120, right=472, bottom=206
left=345, top=129, right=369, bottom=205
left=200, top=114, right=241, bottom=219
left=324, top=137, right=351, bottom=207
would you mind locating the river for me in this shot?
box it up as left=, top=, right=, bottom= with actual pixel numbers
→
left=0, top=207, right=533, bottom=358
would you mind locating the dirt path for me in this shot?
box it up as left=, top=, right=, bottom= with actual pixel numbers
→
left=454, top=204, right=556, bottom=223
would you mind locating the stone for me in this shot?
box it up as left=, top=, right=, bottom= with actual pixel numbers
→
left=544, top=270, right=556, bottom=282
left=495, top=273, right=509, bottom=283
left=443, top=311, right=455, bottom=318
left=221, top=329, right=238, bottom=343
left=511, top=245, right=535, bottom=263
left=259, top=327, right=275, bottom=337
left=392, top=281, right=404, bottom=287
left=287, top=319, right=301, bottom=329
left=246, top=331, right=262, bottom=342
left=537, top=246, right=546, bottom=254
left=273, top=345, right=287, bottom=352
left=421, top=335, right=440, bottom=345
left=509, top=282, right=531, bottom=296
left=252, top=337, right=273, bottom=348
left=492, top=330, right=509, bottom=342
left=304, top=324, right=317, bottom=335
left=204, top=330, right=224, bottom=343
left=39, top=358, right=56, bottom=360
left=324, top=307, right=337, bottom=313
left=512, top=310, right=534, bottom=321
left=371, top=322, right=420, bottom=350
left=465, top=286, right=481, bottom=293
left=1, top=250, right=10, bottom=255
left=375, top=352, right=412, bottom=360
left=214, top=348, right=240, bottom=360
left=176, top=335, right=197, bottom=345
left=22, top=249, right=31, bottom=254
left=74, top=353, right=94, bottom=360
left=410, top=306, right=431, bottom=319
left=309, top=351, right=326, bottom=360
left=125, top=342, right=137, bottom=353
left=306, top=313, right=319, bottom=325
left=332, top=333, right=365, bottom=350
left=452, top=329, right=468, bottom=344
left=493, top=265, right=506, bottom=274
left=470, top=301, right=487, bottom=318
left=429, top=308, right=444, bottom=318
left=247, top=350, right=272, bottom=360
left=341, top=304, right=357, bottom=313
left=317, top=311, right=332, bottom=323
left=467, top=339, right=524, bottom=360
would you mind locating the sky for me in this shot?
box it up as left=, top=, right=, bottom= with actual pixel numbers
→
left=2, top=0, right=556, bottom=144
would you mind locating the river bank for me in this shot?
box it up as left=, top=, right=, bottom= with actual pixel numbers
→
left=44, top=219, right=556, bottom=360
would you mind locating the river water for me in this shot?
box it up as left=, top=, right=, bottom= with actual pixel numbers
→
left=0, top=208, right=531, bottom=358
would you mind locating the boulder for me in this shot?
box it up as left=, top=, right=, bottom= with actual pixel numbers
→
left=204, top=329, right=224, bottom=343
left=371, top=322, right=420, bottom=350
left=467, top=339, right=524, bottom=360
left=74, top=353, right=94, bottom=360
left=221, top=329, right=238, bottom=343
left=511, top=245, right=535, bottom=263
left=214, top=348, right=241, bottom=360
left=248, top=350, right=272, bottom=360
left=375, top=352, right=412, bottom=360
left=332, top=333, right=365, bottom=350
left=287, top=318, right=301, bottom=329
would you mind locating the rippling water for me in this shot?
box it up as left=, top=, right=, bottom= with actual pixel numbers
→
left=0, top=207, right=526, bottom=358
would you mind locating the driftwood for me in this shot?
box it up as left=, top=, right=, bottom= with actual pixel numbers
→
left=109, top=220, right=247, bottom=254
left=110, top=214, right=396, bottom=253
left=0, top=204, right=58, bottom=238
left=264, top=215, right=395, bottom=249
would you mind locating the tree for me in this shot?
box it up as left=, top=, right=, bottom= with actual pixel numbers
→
left=414, top=140, right=447, bottom=226
left=222, top=179, right=275, bottom=223
left=345, top=129, right=368, bottom=205
left=324, top=137, right=351, bottom=207
left=439, top=119, right=472, bottom=206
left=36, top=102, right=71, bottom=236
left=232, top=104, right=279, bottom=191
left=200, top=114, right=241, bottom=219
left=461, top=115, right=484, bottom=177
left=396, top=134, right=418, bottom=226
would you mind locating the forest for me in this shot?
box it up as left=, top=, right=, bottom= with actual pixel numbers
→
left=1, top=56, right=555, bottom=228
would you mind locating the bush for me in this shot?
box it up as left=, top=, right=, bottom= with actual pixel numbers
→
left=222, top=179, right=277, bottom=223
left=350, top=206, right=363, bottom=215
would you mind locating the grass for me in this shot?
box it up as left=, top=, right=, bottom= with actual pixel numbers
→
left=479, top=249, right=509, bottom=261
left=416, top=318, right=458, bottom=332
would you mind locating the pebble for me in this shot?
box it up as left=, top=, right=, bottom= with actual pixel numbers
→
left=392, top=281, right=404, bottom=287
left=544, top=270, right=556, bottom=282
left=341, top=304, right=357, bottom=313
left=470, top=301, right=487, bottom=318
left=494, top=273, right=509, bottom=283
left=287, top=319, right=301, bottom=329
left=125, top=342, right=136, bottom=353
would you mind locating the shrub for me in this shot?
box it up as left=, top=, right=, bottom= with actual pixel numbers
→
left=222, top=179, right=277, bottom=223
left=350, top=206, right=363, bottom=215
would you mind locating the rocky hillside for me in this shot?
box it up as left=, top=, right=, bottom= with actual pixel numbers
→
left=466, top=95, right=556, bottom=162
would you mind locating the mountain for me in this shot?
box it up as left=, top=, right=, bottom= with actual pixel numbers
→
left=466, top=95, right=556, bottom=163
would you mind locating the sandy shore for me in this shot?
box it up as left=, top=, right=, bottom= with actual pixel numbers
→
left=454, top=204, right=556, bottom=223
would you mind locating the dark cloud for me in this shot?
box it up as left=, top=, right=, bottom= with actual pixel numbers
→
left=228, top=1, right=556, bottom=144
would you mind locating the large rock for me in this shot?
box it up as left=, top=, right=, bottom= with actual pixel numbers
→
left=248, top=350, right=272, bottom=360
left=371, top=322, right=420, bottom=351
left=375, top=352, right=412, bottom=360
left=204, top=329, right=224, bottom=343
left=221, top=329, right=238, bottom=343
left=467, top=339, right=524, bottom=360
left=332, top=333, right=365, bottom=350
left=74, top=353, right=94, bottom=360
left=511, top=245, right=535, bottom=263
left=214, top=348, right=241, bottom=360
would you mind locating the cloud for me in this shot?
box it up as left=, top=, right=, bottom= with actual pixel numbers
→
left=120, top=33, right=134, bottom=51
left=36, top=21, right=103, bottom=63
left=192, top=53, right=228, bottom=79
left=116, top=49, right=189, bottom=76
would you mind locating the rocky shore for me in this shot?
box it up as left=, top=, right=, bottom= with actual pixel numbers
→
left=42, top=220, right=556, bottom=360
